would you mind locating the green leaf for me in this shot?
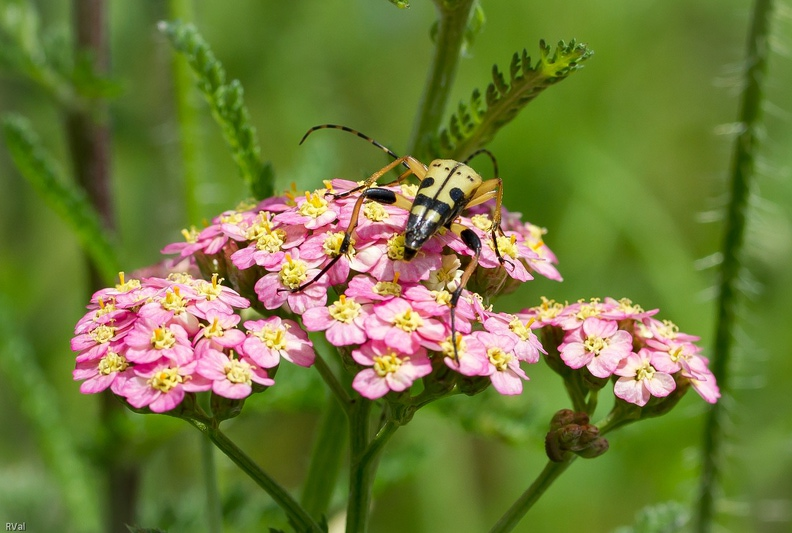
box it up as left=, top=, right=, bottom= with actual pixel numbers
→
left=159, top=20, right=274, bottom=199
left=2, top=114, right=120, bottom=282
left=438, top=39, right=593, bottom=160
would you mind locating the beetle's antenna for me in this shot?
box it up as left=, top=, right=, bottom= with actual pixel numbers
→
left=300, top=124, right=401, bottom=160
left=463, top=148, right=499, bottom=178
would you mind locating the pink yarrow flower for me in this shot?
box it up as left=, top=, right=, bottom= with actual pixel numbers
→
left=364, top=298, right=446, bottom=353
left=121, top=360, right=211, bottom=413
left=613, top=348, right=676, bottom=406
left=195, top=344, right=274, bottom=399
left=351, top=341, right=432, bottom=399
left=241, top=316, right=315, bottom=368
left=302, top=295, right=371, bottom=346
left=559, top=317, right=632, bottom=378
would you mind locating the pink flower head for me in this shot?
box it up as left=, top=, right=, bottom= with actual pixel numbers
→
left=254, top=252, right=327, bottom=314
left=559, top=317, right=632, bottom=378
left=274, top=190, right=339, bottom=230
left=364, top=298, right=447, bottom=353
left=123, top=319, right=195, bottom=365
left=345, top=273, right=406, bottom=303
left=193, top=308, right=246, bottom=350
left=301, top=295, right=371, bottom=346
left=73, top=349, right=133, bottom=395
left=351, top=341, right=432, bottom=399
left=241, top=316, right=315, bottom=368
left=614, top=348, right=676, bottom=406
left=470, top=331, right=529, bottom=395
left=483, top=313, right=545, bottom=363
left=121, top=360, right=211, bottom=413
left=195, top=344, right=274, bottom=399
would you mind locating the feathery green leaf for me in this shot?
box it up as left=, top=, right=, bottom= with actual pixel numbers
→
left=2, top=114, right=120, bottom=282
left=438, top=39, right=592, bottom=160
left=159, top=20, right=274, bottom=199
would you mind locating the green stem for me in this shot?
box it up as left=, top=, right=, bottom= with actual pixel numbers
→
left=346, top=399, right=374, bottom=533
left=314, top=350, right=353, bottom=409
left=301, top=394, right=348, bottom=520
left=187, top=418, right=323, bottom=532
left=168, top=0, right=202, bottom=224
left=199, top=434, right=223, bottom=533
left=407, top=0, right=476, bottom=159
left=488, top=457, right=576, bottom=533
left=696, top=0, right=774, bottom=531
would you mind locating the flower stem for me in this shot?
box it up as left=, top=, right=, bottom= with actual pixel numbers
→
left=346, top=398, right=374, bottom=533
left=696, top=0, right=774, bottom=530
left=314, top=350, right=353, bottom=409
left=187, top=418, right=323, bottom=532
left=199, top=433, right=223, bottom=533
left=407, top=0, right=476, bottom=159
left=301, top=394, right=348, bottom=520
left=488, top=457, right=576, bottom=533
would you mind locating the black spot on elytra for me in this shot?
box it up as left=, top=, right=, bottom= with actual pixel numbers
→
left=449, top=187, right=465, bottom=202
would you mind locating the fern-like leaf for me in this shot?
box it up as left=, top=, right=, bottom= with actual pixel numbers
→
left=438, top=39, right=592, bottom=160
left=2, top=114, right=120, bottom=282
left=159, top=20, right=274, bottom=199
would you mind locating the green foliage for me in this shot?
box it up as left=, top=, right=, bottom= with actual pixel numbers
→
left=438, top=39, right=592, bottom=160
left=0, top=0, right=118, bottom=106
left=159, top=20, right=274, bottom=200
left=2, top=114, right=120, bottom=282
left=0, top=295, right=101, bottom=531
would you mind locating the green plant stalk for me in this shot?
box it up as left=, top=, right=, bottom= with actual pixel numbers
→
left=346, top=399, right=374, bottom=533
left=696, top=0, right=774, bottom=530
left=407, top=0, right=476, bottom=159
left=199, top=435, right=223, bottom=533
left=168, top=0, right=202, bottom=224
left=488, top=456, right=576, bottom=533
left=187, top=418, right=323, bottom=532
left=301, top=394, right=348, bottom=520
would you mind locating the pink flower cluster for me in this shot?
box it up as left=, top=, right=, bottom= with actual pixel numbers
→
left=520, top=297, right=720, bottom=406
left=156, top=179, right=560, bottom=399
left=72, top=272, right=314, bottom=413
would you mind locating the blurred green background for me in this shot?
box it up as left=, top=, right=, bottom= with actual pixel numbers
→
left=1, top=1, right=791, bottom=532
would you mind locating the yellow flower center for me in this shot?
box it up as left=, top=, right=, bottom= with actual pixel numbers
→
left=441, top=334, right=467, bottom=359
left=392, top=308, right=423, bottom=332
left=224, top=354, right=253, bottom=385
left=148, top=367, right=183, bottom=393
left=575, top=298, right=603, bottom=321
left=508, top=316, right=535, bottom=341
left=203, top=318, right=226, bottom=339
left=635, top=360, right=655, bottom=381
left=115, top=272, right=141, bottom=293
left=151, top=327, right=176, bottom=350
left=616, top=298, right=644, bottom=315
left=279, top=254, right=308, bottom=289
left=374, top=272, right=402, bottom=297
left=328, top=295, right=361, bottom=323
left=90, top=324, right=116, bottom=344
left=386, top=234, right=407, bottom=261
left=196, top=273, right=223, bottom=300
left=161, top=287, right=187, bottom=313
left=487, top=346, right=512, bottom=371
left=254, top=325, right=287, bottom=351
left=298, top=192, right=329, bottom=219
left=180, top=226, right=199, bottom=243
left=168, top=272, right=194, bottom=285
left=535, top=296, right=564, bottom=321
left=492, top=234, right=518, bottom=259
left=431, top=290, right=452, bottom=306
left=323, top=231, right=353, bottom=258
left=471, top=214, right=493, bottom=232
left=98, top=350, right=128, bottom=375
left=363, top=201, right=389, bottom=222
left=583, top=335, right=608, bottom=356
left=219, top=211, right=243, bottom=225
left=373, top=352, right=403, bottom=377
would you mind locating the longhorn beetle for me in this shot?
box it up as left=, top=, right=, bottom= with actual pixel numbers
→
left=291, top=124, right=511, bottom=359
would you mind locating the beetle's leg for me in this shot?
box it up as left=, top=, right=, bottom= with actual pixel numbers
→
left=465, top=177, right=513, bottom=269
left=442, top=223, right=483, bottom=361
left=288, top=187, right=415, bottom=293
